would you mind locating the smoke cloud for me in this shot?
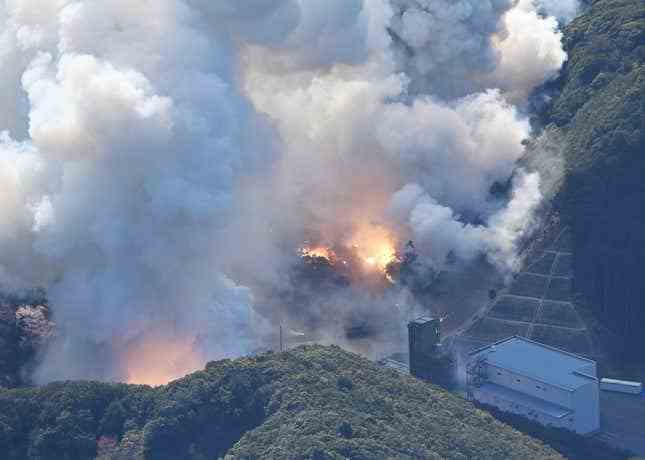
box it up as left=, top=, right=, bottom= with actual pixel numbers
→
left=534, top=0, right=581, bottom=24
left=489, top=0, right=569, bottom=102
left=387, top=0, right=514, bottom=98
left=0, top=0, right=572, bottom=383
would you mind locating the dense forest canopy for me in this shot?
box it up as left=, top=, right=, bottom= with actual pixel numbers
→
left=0, top=346, right=563, bottom=460
left=542, top=0, right=645, bottom=362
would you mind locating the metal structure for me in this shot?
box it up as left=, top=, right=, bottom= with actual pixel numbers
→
left=408, top=316, right=441, bottom=378
left=408, top=316, right=454, bottom=387
left=600, top=378, right=643, bottom=395
left=466, top=353, right=488, bottom=400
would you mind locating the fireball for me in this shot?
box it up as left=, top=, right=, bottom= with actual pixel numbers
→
left=347, top=224, right=398, bottom=272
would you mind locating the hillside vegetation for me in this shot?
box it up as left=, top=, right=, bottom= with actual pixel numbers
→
left=542, top=0, right=645, bottom=362
left=0, top=290, right=51, bottom=388
left=0, top=345, right=562, bottom=460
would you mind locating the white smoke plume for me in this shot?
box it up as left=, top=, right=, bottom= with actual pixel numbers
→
left=489, top=0, right=569, bottom=102
left=0, top=0, right=279, bottom=382
left=387, top=0, right=514, bottom=98
left=0, top=0, right=572, bottom=383
left=243, top=0, right=567, bottom=271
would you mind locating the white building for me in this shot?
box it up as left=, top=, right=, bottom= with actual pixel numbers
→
left=467, top=336, right=600, bottom=434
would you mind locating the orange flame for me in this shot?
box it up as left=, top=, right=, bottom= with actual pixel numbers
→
left=122, top=334, right=204, bottom=386
left=347, top=225, right=398, bottom=272
left=299, top=225, right=399, bottom=285
left=300, top=245, right=335, bottom=262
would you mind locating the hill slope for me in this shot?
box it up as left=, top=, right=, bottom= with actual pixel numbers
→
left=0, top=290, right=52, bottom=388
left=0, top=345, right=561, bottom=460
left=542, top=0, right=645, bottom=362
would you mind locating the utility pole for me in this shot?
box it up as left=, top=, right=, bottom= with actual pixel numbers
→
left=279, top=323, right=283, bottom=352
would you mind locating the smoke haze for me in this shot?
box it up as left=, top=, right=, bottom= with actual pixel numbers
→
left=0, top=0, right=571, bottom=383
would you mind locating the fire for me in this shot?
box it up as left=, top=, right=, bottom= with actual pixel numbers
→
left=300, top=245, right=335, bottom=261
left=360, top=245, right=397, bottom=271
left=348, top=225, right=398, bottom=272
left=122, top=334, right=204, bottom=386
left=298, top=225, right=399, bottom=282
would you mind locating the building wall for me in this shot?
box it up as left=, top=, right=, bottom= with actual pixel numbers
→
left=572, top=380, right=600, bottom=434
left=486, top=363, right=573, bottom=409
left=472, top=387, right=575, bottom=432
left=579, top=361, right=597, bottom=378
left=409, top=319, right=440, bottom=379
left=472, top=362, right=600, bottom=435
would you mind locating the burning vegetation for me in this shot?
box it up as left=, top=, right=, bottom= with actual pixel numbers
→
left=299, top=246, right=336, bottom=262
left=299, top=225, right=400, bottom=282
left=271, top=223, right=440, bottom=349
left=121, top=333, right=204, bottom=387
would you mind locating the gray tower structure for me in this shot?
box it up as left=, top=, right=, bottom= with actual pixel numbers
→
left=408, top=316, right=453, bottom=387
left=408, top=316, right=440, bottom=378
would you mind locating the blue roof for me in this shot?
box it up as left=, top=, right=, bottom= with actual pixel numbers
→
left=471, top=336, right=597, bottom=390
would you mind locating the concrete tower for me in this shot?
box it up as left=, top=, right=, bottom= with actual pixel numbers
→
left=408, top=316, right=445, bottom=381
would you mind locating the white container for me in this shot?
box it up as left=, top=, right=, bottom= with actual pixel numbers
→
left=600, top=378, right=643, bottom=395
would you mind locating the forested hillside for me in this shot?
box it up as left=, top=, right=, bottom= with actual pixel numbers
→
left=543, top=0, right=645, bottom=362
left=0, top=346, right=562, bottom=460
left=0, top=290, right=51, bottom=388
